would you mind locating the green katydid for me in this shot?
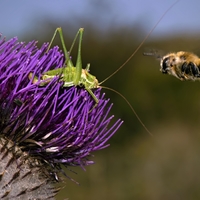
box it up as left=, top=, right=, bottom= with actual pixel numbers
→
left=29, top=28, right=99, bottom=104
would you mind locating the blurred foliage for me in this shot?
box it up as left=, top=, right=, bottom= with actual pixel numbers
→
left=21, top=20, right=200, bottom=199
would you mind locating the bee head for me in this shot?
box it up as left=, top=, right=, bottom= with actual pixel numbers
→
left=160, top=54, right=175, bottom=74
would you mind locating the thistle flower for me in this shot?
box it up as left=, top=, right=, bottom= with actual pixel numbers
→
left=0, top=35, right=123, bottom=199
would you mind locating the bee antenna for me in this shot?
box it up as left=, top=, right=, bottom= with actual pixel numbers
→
left=100, top=86, right=153, bottom=136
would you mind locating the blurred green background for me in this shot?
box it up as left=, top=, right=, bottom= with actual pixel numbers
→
left=53, top=29, right=200, bottom=200
left=2, top=0, right=200, bottom=199
left=50, top=26, right=200, bottom=200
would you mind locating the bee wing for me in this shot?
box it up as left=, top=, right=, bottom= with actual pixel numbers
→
left=143, top=48, right=166, bottom=60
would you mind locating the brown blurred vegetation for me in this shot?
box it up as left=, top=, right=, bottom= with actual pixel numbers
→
left=22, top=20, right=200, bottom=199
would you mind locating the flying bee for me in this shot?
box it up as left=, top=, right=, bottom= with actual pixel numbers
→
left=160, top=51, right=200, bottom=81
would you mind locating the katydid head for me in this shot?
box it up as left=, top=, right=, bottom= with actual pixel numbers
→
left=80, top=69, right=98, bottom=89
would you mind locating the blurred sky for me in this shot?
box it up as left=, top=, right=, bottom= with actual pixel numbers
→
left=0, top=0, right=200, bottom=40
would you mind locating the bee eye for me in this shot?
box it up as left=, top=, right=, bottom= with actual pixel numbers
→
left=162, top=57, right=169, bottom=70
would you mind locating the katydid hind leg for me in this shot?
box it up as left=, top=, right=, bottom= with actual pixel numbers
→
left=58, top=27, right=82, bottom=68
left=74, top=28, right=84, bottom=86
left=50, top=28, right=84, bottom=86
left=47, top=27, right=73, bottom=67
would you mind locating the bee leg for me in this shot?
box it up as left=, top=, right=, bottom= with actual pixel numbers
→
left=181, top=62, right=200, bottom=77
left=181, top=62, right=190, bottom=74
left=190, top=62, right=200, bottom=77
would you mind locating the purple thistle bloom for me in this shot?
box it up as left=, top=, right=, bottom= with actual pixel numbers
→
left=0, top=34, right=123, bottom=190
